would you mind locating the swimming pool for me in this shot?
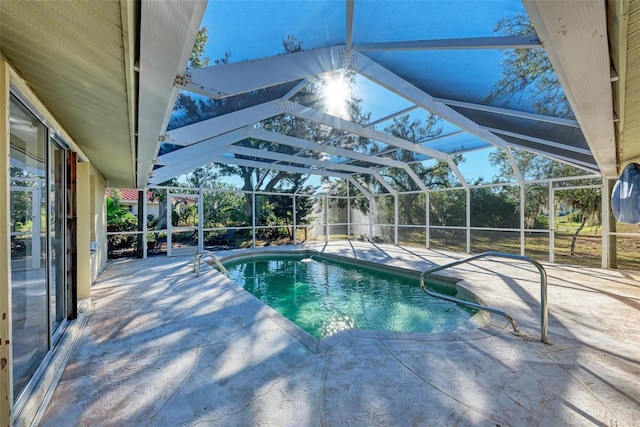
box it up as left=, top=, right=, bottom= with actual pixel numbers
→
left=224, top=254, right=479, bottom=339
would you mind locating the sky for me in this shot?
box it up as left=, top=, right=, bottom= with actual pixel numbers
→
left=187, top=1, right=524, bottom=189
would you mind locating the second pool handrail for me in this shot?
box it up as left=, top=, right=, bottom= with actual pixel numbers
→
left=194, top=250, right=230, bottom=278
left=419, top=252, right=548, bottom=344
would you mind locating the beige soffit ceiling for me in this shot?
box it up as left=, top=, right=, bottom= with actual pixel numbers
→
left=525, top=0, right=617, bottom=178
left=0, top=0, right=137, bottom=188
left=137, top=0, right=207, bottom=188
left=615, top=0, right=640, bottom=170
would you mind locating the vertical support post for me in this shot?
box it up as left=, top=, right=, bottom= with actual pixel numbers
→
left=466, top=188, right=471, bottom=253
left=507, top=145, right=525, bottom=257
left=252, top=191, right=256, bottom=248
left=166, top=189, right=172, bottom=256
left=347, top=183, right=351, bottom=240
left=324, top=195, right=329, bottom=243
left=136, top=189, right=144, bottom=258
left=0, top=59, right=14, bottom=426
left=142, top=188, right=148, bottom=259
left=292, top=193, right=297, bottom=245
left=520, top=183, right=525, bottom=256
left=549, top=184, right=555, bottom=263
left=368, top=197, right=373, bottom=241
left=198, top=188, right=204, bottom=252
left=425, top=191, right=430, bottom=249
left=394, top=194, right=399, bottom=245
left=606, top=177, right=618, bottom=269
left=76, top=162, right=91, bottom=298
left=347, top=184, right=351, bottom=240
left=601, top=177, right=610, bottom=269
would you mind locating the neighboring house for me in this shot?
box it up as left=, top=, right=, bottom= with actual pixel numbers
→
left=107, top=189, right=160, bottom=219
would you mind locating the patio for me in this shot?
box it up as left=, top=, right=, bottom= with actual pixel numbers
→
left=38, top=242, right=640, bottom=426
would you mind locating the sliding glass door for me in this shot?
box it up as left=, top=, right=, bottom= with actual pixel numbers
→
left=9, top=92, right=72, bottom=404
left=50, top=141, right=66, bottom=337
left=9, top=95, right=49, bottom=398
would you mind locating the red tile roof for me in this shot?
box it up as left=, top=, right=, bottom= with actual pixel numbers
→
left=107, top=189, right=155, bottom=202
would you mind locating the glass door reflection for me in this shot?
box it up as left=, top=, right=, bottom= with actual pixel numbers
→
left=50, top=140, right=66, bottom=337
left=9, top=95, right=49, bottom=399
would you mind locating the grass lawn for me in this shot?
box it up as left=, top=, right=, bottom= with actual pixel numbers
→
left=404, top=217, right=640, bottom=271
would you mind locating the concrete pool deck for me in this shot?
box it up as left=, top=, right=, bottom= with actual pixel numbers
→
left=39, top=242, right=640, bottom=426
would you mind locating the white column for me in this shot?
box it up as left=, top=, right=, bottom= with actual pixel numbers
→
left=601, top=178, right=610, bottom=268
left=252, top=191, right=256, bottom=248
left=292, top=194, right=297, bottom=245
left=368, top=197, right=373, bottom=240
left=394, top=194, right=399, bottom=245
left=142, top=188, right=148, bottom=259
left=520, top=184, right=525, bottom=256
left=549, top=185, right=555, bottom=263
left=76, top=162, right=92, bottom=297
left=347, top=185, right=351, bottom=240
left=197, top=189, right=204, bottom=252
left=466, top=188, right=471, bottom=253
left=166, top=189, right=172, bottom=256
left=324, top=195, right=329, bottom=243
left=425, top=191, right=430, bottom=249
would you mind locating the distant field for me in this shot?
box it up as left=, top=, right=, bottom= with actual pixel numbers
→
left=403, top=217, right=640, bottom=272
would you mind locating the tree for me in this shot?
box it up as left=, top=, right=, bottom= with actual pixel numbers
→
left=374, top=114, right=464, bottom=226
left=487, top=15, right=572, bottom=118
left=490, top=148, right=601, bottom=255
left=487, top=15, right=603, bottom=257
left=106, top=190, right=139, bottom=253
left=188, top=27, right=210, bottom=70
left=470, top=186, right=519, bottom=228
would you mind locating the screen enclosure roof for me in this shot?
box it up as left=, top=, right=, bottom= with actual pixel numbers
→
left=152, top=0, right=616, bottom=191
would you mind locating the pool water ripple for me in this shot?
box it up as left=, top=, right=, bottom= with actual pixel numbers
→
left=225, top=255, right=477, bottom=339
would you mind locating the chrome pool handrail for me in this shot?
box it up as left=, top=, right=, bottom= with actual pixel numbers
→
left=420, top=282, right=522, bottom=336
left=194, top=250, right=230, bottom=278
left=419, top=251, right=548, bottom=344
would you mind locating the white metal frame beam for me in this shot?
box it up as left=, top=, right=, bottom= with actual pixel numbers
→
left=179, top=46, right=348, bottom=99
left=433, top=97, right=580, bottom=128
left=483, top=126, right=594, bottom=157
left=156, top=120, right=431, bottom=191
left=283, top=101, right=468, bottom=188
left=249, top=127, right=430, bottom=192
left=211, top=155, right=372, bottom=197
left=283, top=101, right=449, bottom=161
left=353, top=35, right=542, bottom=51
left=507, top=143, right=600, bottom=173
left=150, top=128, right=250, bottom=183
left=225, top=144, right=397, bottom=195
left=346, top=0, right=354, bottom=50
left=350, top=52, right=510, bottom=153
left=162, top=38, right=605, bottom=192
left=164, top=100, right=280, bottom=146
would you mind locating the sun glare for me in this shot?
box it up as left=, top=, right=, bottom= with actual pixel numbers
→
left=322, top=74, right=351, bottom=120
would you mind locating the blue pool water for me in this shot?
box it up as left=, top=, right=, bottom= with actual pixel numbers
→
left=225, top=255, right=478, bottom=339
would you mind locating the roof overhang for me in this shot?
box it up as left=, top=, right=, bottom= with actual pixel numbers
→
left=137, top=0, right=206, bottom=188
left=1, top=0, right=138, bottom=187
left=610, top=0, right=640, bottom=173
left=0, top=0, right=205, bottom=188
left=524, top=0, right=617, bottom=178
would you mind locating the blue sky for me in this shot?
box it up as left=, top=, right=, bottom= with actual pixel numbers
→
left=193, top=1, right=519, bottom=188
